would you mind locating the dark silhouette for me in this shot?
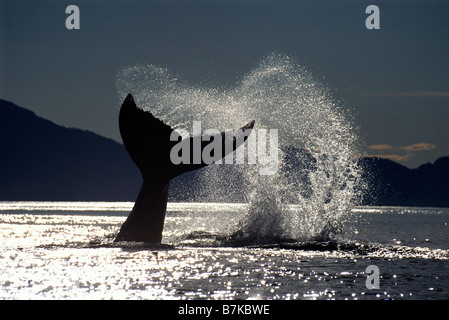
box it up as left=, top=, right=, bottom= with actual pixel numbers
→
left=358, top=156, right=449, bottom=207
left=0, top=99, right=448, bottom=208
left=0, top=99, right=141, bottom=201
left=114, top=94, right=255, bottom=242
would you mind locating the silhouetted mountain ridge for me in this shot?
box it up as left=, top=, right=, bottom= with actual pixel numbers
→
left=0, top=99, right=141, bottom=200
left=1, top=99, right=448, bottom=207
left=358, top=156, right=449, bottom=207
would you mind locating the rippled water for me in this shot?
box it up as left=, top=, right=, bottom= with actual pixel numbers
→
left=0, top=202, right=448, bottom=300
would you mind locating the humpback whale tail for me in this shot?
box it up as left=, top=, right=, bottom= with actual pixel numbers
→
left=115, top=94, right=255, bottom=243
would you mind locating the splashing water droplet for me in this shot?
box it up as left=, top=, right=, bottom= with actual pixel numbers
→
left=116, top=53, right=363, bottom=243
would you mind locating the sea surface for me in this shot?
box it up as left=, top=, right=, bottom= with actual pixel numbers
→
left=0, top=202, right=448, bottom=300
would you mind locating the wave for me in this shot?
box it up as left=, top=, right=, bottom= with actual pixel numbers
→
left=168, top=231, right=449, bottom=260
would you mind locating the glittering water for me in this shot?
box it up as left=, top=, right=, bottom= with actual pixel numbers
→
left=12, top=55, right=444, bottom=301
left=1, top=202, right=448, bottom=300
left=117, top=54, right=362, bottom=242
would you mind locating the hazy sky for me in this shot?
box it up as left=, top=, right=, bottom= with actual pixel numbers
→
left=1, top=0, right=448, bottom=168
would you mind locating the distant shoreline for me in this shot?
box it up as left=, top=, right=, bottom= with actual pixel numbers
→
left=1, top=99, right=448, bottom=208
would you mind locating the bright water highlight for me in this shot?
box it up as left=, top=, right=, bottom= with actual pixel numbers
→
left=1, top=202, right=448, bottom=300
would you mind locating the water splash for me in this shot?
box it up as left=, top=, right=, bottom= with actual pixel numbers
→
left=116, top=53, right=362, bottom=243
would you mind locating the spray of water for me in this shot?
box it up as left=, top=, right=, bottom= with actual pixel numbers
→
left=116, top=53, right=362, bottom=243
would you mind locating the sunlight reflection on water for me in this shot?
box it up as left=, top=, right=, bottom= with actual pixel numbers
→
left=0, top=202, right=448, bottom=300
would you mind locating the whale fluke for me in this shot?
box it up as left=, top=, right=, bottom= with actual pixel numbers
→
left=115, top=94, right=254, bottom=243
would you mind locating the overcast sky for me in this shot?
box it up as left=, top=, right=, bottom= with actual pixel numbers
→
left=1, top=0, right=448, bottom=168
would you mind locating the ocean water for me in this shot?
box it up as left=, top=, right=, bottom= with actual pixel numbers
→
left=0, top=201, right=448, bottom=300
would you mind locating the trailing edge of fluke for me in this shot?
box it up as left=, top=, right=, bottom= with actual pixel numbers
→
left=114, top=94, right=255, bottom=243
